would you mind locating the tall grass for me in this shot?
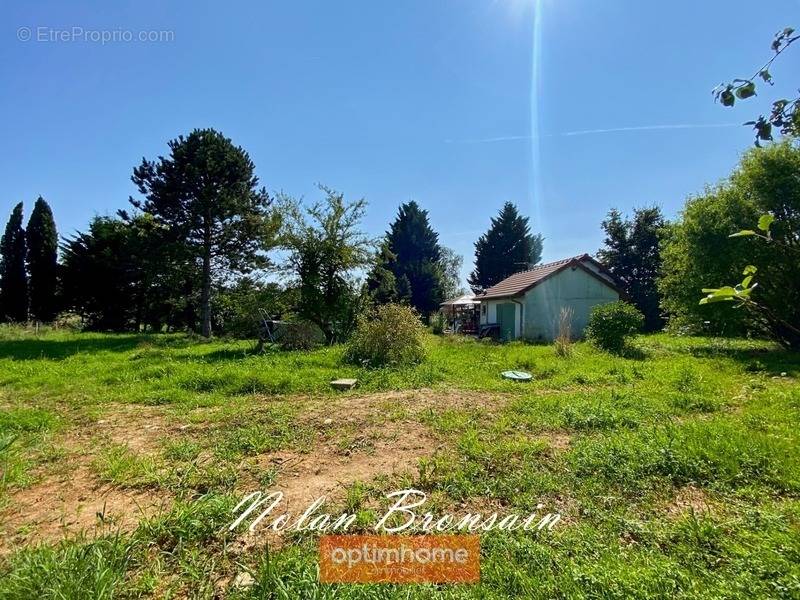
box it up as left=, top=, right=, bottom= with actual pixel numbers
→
left=554, top=306, right=574, bottom=358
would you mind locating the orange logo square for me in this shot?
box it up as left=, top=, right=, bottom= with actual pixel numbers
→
left=319, top=535, right=480, bottom=584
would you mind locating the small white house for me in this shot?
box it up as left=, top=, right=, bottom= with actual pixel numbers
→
left=478, top=254, right=621, bottom=341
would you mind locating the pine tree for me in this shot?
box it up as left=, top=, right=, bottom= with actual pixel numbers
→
left=60, top=217, right=137, bottom=330
left=468, top=202, right=544, bottom=292
left=375, top=201, right=444, bottom=315
left=366, top=241, right=400, bottom=304
left=0, top=202, right=28, bottom=322
left=129, top=129, right=281, bottom=337
left=26, top=197, right=59, bottom=322
left=597, top=206, right=665, bottom=332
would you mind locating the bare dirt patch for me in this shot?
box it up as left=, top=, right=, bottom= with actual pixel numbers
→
left=0, top=466, right=169, bottom=553
left=91, top=404, right=177, bottom=454
left=228, top=415, right=441, bottom=555
left=251, top=388, right=512, bottom=510
left=543, top=432, right=571, bottom=453
left=245, top=421, right=439, bottom=512
left=2, top=390, right=500, bottom=551
left=297, top=388, right=512, bottom=427
left=0, top=404, right=185, bottom=551
left=665, top=485, right=714, bottom=517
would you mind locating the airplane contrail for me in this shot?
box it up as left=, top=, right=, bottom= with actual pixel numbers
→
left=444, top=122, right=741, bottom=144
left=559, top=122, right=741, bottom=137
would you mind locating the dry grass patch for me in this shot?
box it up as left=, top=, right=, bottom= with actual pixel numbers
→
left=664, top=485, right=714, bottom=518
left=298, top=388, right=513, bottom=427
left=543, top=431, right=572, bottom=453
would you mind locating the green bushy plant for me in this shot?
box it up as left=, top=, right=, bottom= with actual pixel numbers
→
left=431, top=312, right=446, bottom=335
left=53, top=312, right=84, bottom=331
left=586, top=301, right=644, bottom=354
left=274, top=320, right=325, bottom=350
left=344, top=303, right=426, bottom=367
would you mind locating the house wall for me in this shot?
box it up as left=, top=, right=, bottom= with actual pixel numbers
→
left=479, top=298, right=522, bottom=338
left=522, top=266, right=618, bottom=341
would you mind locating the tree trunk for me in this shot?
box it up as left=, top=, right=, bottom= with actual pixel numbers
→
left=200, top=224, right=212, bottom=338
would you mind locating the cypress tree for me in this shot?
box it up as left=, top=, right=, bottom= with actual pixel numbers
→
left=468, top=202, right=544, bottom=293
left=383, top=201, right=444, bottom=316
left=0, top=203, right=28, bottom=322
left=26, top=197, right=59, bottom=322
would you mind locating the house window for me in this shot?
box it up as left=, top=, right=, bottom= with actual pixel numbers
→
left=481, top=304, right=487, bottom=316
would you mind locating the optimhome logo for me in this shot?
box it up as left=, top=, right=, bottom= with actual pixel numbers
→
left=319, top=535, right=480, bottom=584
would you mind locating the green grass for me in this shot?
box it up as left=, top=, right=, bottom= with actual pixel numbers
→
left=1, top=326, right=799, bottom=598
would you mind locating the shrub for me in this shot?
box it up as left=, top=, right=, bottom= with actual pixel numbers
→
left=586, top=301, right=644, bottom=354
left=53, top=312, right=84, bottom=331
left=274, top=320, right=325, bottom=350
left=344, top=303, right=426, bottom=368
left=431, top=312, right=446, bottom=335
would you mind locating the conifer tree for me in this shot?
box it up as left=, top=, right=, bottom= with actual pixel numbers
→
left=26, top=197, right=59, bottom=321
left=128, top=128, right=281, bottom=337
left=598, top=206, right=665, bottom=332
left=0, top=203, right=28, bottom=322
left=468, top=202, right=544, bottom=292
left=366, top=241, right=401, bottom=304
left=372, top=201, right=444, bottom=315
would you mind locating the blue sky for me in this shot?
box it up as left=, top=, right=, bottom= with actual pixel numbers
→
left=2, top=0, right=799, bottom=286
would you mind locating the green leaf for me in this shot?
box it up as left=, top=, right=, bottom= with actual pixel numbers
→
left=720, top=89, right=736, bottom=107
left=713, top=286, right=737, bottom=296
left=703, top=286, right=737, bottom=299
left=729, top=230, right=756, bottom=237
left=700, top=296, right=734, bottom=305
left=741, top=275, right=753, bottom=288
left=742, top=265, right=757, bottom=276
left=756, top=122, right=773, bottom=141
left=757, top=214, right=774, bottom=232
left=735, top=82, right=756, bottom=99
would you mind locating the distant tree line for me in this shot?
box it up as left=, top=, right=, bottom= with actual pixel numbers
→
left=4, top=125, right=794, bottom=346
left=0, top=128, right=545, bottom=337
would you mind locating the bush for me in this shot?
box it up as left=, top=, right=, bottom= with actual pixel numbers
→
left=658, top=141, right=800, bottom=340
left=431, top=312, right=446, bottom=335
left=53, top=312, right=84, bottom=331
left=274, top=320, right=325, bottom=350
left=586, top=301, right=644, bottom=354
left=344, top=304, right=426, bottom=368
left=211, top=279, right=295, bottom=339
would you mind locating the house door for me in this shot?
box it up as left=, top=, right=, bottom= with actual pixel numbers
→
left=497, top=303, right=516, bottom=341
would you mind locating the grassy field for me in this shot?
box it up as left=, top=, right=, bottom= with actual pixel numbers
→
left=0, top=326, right=799, bottom=598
